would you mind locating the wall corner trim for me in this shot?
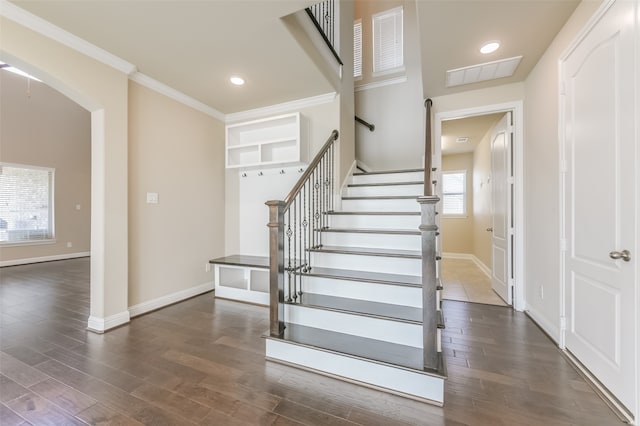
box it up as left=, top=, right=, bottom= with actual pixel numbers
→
left=87, top=311, right=131, bottom=333
left=0, top=0, right=137, bottom=75
left=128, top=281, right=214, bottom=318
left=225, top=92, right=337, bottom=123
left=129, top=72, right=226, bottom=121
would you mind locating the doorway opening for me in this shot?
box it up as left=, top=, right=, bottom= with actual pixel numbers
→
left=434, top=101, right=524, bottom=311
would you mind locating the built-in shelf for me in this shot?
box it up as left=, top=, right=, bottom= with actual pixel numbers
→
left=226, top=113, right=306, bottom=169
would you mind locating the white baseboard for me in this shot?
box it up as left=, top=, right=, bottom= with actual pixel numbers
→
left=442, top=252, right=491, bottom=278
left=524, top=304, right=560, bottom=344
left=87, top=310, right=130, bottom=333
left=0, top=252, right=91, bottom=268
left=128, top=281, right=214, bottom=318
left=356, top=160, right=373, bottom=173
left=338, top=160, right=358, bottom=208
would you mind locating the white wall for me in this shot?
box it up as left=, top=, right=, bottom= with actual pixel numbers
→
left=472, top=119, right=495, bottom=269
left=523, top=0, right=603, bottom=340
left=0, top=70, right=91, bottom=263
left=354, top=0, right=424, bottom=171
left=224, top=100, right=340, bottom=256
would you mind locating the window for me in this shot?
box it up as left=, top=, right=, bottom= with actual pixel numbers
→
left=442, top=171, right=466, bottom=216
left=0, top=163, right=55, bottom=243
left=353, top=19, right=362, bottom=78
left=372, top=6, right=403, bottom=74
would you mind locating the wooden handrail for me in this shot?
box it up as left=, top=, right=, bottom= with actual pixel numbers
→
left=355, top=116, right=375, bottom=132
left=424, top=98, right=433, bottom=196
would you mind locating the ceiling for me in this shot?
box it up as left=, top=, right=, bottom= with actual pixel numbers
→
left=416, top=0, right=580, bottom=97
left=7, top=0, right=580, bottom=114
left=441, top=113, right=503, bottom=155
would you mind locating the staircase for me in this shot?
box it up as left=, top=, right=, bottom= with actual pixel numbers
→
left=265, top=164, right=446, bottom=405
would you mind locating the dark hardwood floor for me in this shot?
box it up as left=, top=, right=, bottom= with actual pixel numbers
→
left=0, top=258, right=624, bottom=425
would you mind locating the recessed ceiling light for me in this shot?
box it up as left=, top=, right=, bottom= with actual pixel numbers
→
left=230, top=76, right=245, bottom=86
left=480, top=41, right=500, bottom=54
left=456, top=137, right=469, bottom=143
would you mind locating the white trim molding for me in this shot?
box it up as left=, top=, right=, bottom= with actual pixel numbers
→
left=0, top=252, right=90, bottom=268
left=128, top=281, right=214, bottom=318
left=355, top=76, right=407, bottom=92
left=87, top=310, right=130, bottom=333
left=225, top=92, right=337, bottom=123
left=0, top=0, right=136, bottom=75
left=129, top=72, right=225, bottom=121
left=442, top=252, right=491, bottom=279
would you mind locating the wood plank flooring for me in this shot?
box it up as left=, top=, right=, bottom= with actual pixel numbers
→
left=0, top=258, right=624, bottom=425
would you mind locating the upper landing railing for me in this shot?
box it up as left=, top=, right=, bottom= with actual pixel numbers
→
left=306, top=0, right=343, bottom=66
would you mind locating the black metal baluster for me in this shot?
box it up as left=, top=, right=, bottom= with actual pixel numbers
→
left=286, top=209, right=292, bottom=302
left=292, top=195, right=297, bottom=302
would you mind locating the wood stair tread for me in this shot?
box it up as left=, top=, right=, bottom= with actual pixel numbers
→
left=347, top=181, right=423, bottom=188
left=342, top=195, right=419, bottom=200
left=291, top=293, right=422, bottom=323
left=309, top=245, right=421, bottom=258
left=353, top=168, right=425, bottom=176
left=326, top=211, right=421, bottom=216
left=299, top=267, right=422, bottom=287
left=319, top=228, right=420, bottom=235
left=209, top=254, right=269, bottom=269
left=268, top=323, right=446, bottom=378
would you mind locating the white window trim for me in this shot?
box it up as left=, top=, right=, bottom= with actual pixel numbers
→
left=442, top=170, right=467, bottom=217
left=0, top=162, right=56, bottom=245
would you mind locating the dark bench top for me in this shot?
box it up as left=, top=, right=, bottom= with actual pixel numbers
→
left=209, top=255, right=269, bottom=269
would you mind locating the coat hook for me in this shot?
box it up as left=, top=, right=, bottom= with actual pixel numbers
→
left=280, top=169, right=285, bottom=174
left=258, top=171, right=263, bottom=176
left=241, top=173, right=247, bottom=177
left=298, top=168, right=304, bottom=173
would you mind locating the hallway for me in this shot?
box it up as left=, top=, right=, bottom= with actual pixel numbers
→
left=441, top=258, right=507, bottom=306
left=0, top=259, right=623, bottom=425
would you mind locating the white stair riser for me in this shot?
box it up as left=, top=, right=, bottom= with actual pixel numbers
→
left=266, top=339, right=444, bottom=405
left=321, top=232, right=421, bottom=251
left=328, top=214, right=421, bottom=230
left=311, top=252, right=421, bottom=276
left=341, top=198, right=420, bottom=212
left=345, top=184, right=423, bottom=197
left=302, top=276, right=422, bottom=307
left=352, top=171, right=424, bottom=184
left=284, top=304, right=422, bottom=348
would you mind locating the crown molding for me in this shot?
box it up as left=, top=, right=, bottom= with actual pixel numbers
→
left=354, top=76, right=407, bottom=92
left=130, top=72, right=225, bottom=121
left=0, top=0, right=136, bottom=75
left=226, top=92, right=337, bottom=123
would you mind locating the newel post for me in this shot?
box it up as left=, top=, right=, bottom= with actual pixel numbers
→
left=266, top=200, right=286, bottom=337
left=418, top=195, right=440, bottom=370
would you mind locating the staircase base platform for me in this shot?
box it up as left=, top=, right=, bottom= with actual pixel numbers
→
left=264, top=323, right=446, bottom=405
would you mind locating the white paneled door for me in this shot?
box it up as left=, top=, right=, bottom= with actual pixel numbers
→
left=562, top=0, right=637, bottom=415
left=491, top=113, right=513, bottom=304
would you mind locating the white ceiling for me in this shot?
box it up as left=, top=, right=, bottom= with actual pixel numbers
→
left=441, top=113, right=503, bottom=155
left=8, top=0, right=581, bottom=114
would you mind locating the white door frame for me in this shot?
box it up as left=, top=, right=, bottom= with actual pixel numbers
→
left=434, top=101, right=525, bottom=311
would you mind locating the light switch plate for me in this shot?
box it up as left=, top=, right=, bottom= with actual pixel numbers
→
left=146, top=192, right=159, bottom=204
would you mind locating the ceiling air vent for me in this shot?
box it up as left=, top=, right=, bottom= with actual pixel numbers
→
left=446, top=56, right=522, bottom=88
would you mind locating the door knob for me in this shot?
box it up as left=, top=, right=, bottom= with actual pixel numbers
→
left=486, top=227, right=493, bottom=232
left=609, top=250, right=631, bottom=262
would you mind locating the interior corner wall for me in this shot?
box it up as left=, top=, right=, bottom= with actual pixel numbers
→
left=1, top=17, right=129, bottom=321
left=339, top=0, right=356, bottom=184
left=0, top=70, right=91, bottom=262
left=472, top=125, right=493, bottom=269
left=354, top=0, right=424, bottom=171
left=128, top=81, right=224, bottom=307
left=441, top=153, right=474, bottom=254
left=224, top=99, right=340, bottom=257
left=523, top=0, right=603, bottom=340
